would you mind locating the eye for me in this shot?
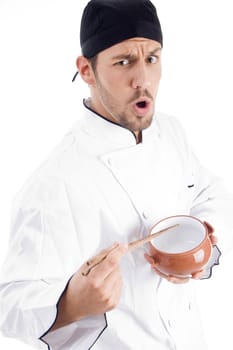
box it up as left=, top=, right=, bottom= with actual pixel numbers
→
left=115, top=59, right=130, bottom=66
left=148, top=55, right=158, bottom=64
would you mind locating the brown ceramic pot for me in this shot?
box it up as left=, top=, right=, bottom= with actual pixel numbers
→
left=149, top=215, right=213, bottom=277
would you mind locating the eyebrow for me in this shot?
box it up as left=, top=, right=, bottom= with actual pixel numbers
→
left=111, top=47, right=162, bottom=61
left=150, top=48, right=162, bottom=55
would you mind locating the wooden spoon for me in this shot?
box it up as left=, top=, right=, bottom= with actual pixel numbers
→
left=82, top=224, right=178, bottom=276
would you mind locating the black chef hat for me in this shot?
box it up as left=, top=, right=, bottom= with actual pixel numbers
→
left=72, top=0, right=163, bottom=81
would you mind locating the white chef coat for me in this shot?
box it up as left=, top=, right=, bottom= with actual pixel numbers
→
left=0, top=104, right=233, bottom=350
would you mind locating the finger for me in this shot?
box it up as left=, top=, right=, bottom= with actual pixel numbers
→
left=145, top=253, right=190, bottom=283
left=100, top=268, right=123, bottom=310
left=88, top=243, right=128, bottom=280
left=81, top=242, right=127, bottom=277
left=191, top=269, right=205, bottom=280
left=152, top=265, right=190, bottom=284
left=210, top=235, right=218, bottom=245
left=204, top=222, right=218, bottom=245
left=167, top=275, right=190, bottom=284
left=144, top=253, right=157, bottom=265
left=85, top=242, right=119, bottom=267
left=101, top=280, right=122, bottom=312
left=204, top=221, right=215, bottom=235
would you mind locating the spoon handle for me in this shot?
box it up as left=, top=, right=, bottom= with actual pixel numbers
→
left=82, top=224, right=178, bottom=276
left=128, top=224, right=179, bottom=251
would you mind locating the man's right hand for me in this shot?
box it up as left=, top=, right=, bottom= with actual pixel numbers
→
left=51, top=242, right=128, bottom=331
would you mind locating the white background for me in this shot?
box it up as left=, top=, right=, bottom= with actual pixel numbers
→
left=0, top=0, right=232, bottom=349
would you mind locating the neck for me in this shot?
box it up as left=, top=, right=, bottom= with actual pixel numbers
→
left=84, top=98, right=142, bottom=144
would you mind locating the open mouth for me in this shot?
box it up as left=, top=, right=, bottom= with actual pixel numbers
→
left=133, top=98, right=151, bottom=116
left=136, top=101, right=147, bottom=109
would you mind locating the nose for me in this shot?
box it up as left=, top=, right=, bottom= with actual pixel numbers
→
left=131, top=62, right=151, bottom=90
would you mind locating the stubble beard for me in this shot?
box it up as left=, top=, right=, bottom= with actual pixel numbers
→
left=94, top=76, right=155, bottom=133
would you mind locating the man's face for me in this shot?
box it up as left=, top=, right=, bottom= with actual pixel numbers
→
left=89, top=38, right=162, bottom=137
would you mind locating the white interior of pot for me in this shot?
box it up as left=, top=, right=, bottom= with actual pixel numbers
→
left=151, top=216, right=206, bottom=254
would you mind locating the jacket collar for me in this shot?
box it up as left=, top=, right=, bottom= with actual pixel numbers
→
left=72, top=99, right=160, bottom=151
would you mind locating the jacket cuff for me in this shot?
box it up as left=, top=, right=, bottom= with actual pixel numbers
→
left=41, top=314, right=107, bottom=350
left=39, top=276, right=107, bottom=349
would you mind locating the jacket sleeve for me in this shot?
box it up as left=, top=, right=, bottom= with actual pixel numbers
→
left=0, top=177, right=107, bottom=350
left=164, top=113, right=233, bottom=256
left=189, top=152, right=233, bottom=255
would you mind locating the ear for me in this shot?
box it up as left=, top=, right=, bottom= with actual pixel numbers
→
left=76, top=56, right=96, bottom=85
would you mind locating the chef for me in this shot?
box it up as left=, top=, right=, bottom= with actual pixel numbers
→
left=0, top=1, right=233, bottom=349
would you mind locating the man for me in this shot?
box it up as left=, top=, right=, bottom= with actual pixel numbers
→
left=0, top=0, right=232, bottom=349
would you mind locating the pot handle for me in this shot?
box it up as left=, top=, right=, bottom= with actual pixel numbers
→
left=203, top=221, right=215, bottom=237
left=201, top=221, right=222, bottom=279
